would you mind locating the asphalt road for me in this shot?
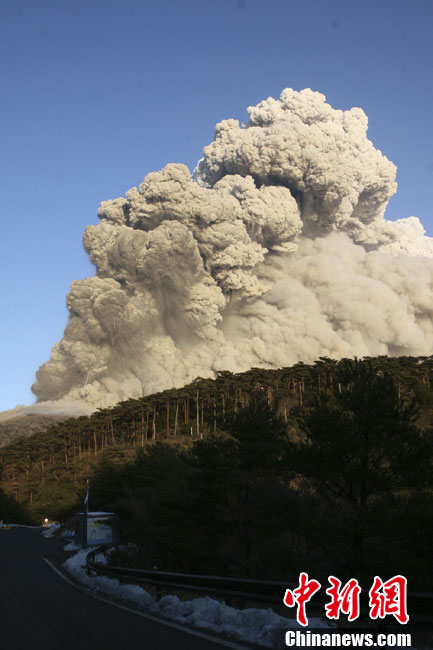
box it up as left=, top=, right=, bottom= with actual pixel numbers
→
left=0, top=528, right=262, bottom=650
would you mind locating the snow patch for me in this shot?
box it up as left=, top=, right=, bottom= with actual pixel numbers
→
left=41, top=523, right=61, bottom=537
left=64, top=541, right=82, bottom=551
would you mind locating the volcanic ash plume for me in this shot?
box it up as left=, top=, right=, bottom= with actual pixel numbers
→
left=33, top=88, right=433, bottom=408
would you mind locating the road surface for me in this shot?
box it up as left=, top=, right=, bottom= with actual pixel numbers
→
left=0, top=527, right=261, bottom=650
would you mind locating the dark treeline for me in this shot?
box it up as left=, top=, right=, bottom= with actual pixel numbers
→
left=1, top=356, right=432, bottom=588
left=0, top=487, right=33, bottom=525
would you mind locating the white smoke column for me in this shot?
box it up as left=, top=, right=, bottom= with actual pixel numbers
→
left=33, top=88, right=433, bottom=408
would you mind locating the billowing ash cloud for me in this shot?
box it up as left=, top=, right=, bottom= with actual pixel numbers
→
left=33, top=88, right=433, bottom=407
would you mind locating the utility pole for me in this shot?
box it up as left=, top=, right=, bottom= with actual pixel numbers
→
left=84, top=478, right=89, bottom=548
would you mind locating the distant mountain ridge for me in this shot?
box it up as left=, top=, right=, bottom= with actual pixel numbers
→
left=0, top=414, right=68, bottom=447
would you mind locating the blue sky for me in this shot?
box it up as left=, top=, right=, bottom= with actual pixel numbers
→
left=1, top=0, right=433, bottom=411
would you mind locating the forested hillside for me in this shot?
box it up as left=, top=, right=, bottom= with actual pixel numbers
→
left=1, top=356, right=432, bottom=588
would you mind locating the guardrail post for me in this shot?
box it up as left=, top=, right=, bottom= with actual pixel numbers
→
left=153, top=566, right=162, bottom=601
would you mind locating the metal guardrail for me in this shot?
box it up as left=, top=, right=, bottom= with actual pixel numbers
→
left=86, top=547, right=433, bottom=624
left=86, top=546, right=290, bottom=604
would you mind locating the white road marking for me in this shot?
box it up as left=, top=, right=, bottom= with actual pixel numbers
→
left=42, top=557, right=254, bottom=650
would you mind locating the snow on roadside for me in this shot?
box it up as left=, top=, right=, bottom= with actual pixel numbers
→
left=64, top=541, right=82, bottom=551
left=64, top=550, right=153, bottom=608
left=63, top=549, right=330, bottom=649
left=41, top=523, right=61, bottom=537
left=0, top=523, right=40, bottom=529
